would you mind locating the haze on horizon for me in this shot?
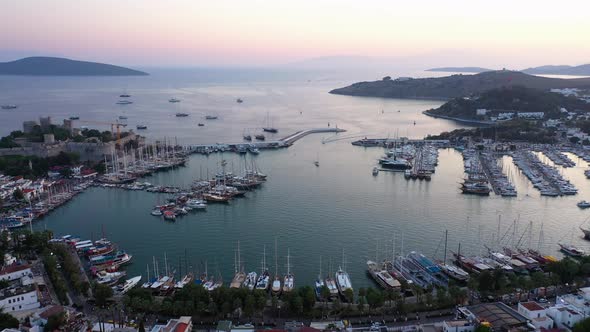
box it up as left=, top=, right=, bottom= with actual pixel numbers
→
left=1, top=0, right=589, bottom=69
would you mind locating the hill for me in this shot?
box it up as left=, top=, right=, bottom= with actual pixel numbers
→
left=523, top=64, right=590, bottom=76
left=426, top=67, right=493, bottom=73
left=425, top=86, right=590, bottom=121
left=329, top=70, right=590, bottom=100
left=0, top=57, right=148, bottom=76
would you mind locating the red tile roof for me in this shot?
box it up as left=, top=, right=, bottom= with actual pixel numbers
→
left=39, top=305, right=64, bottom=319
left=521, top=302, right=544, bottom=311
left=0, top=263, right=31, bottom=275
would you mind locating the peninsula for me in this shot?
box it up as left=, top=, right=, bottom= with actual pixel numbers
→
left=427, top=64, right=590, bottom=76
left=329, top=70, right=590, bottom=100
left=0, top=56, right=148, bottom=76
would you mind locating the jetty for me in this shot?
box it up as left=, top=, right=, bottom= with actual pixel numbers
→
left=186, top=128, right=345, bottom=155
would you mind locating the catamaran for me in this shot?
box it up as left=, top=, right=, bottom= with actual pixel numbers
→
left=335, top=250, right=352, bottom=297
left=255, top=246, right=270, bottom=291
left=283, top=248, right=294, bottom=293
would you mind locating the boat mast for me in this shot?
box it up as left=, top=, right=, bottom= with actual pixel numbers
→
left=164, top=252, right=169, bottom=276
left=146, top=264, right=150, bottom=281
left=287, top=248, right=291, bottom=275
left=443, top=229, right=448, bottom=264
left=319, top=256, right=322, bottom=279
left=274, top=238, right=278, bottom=277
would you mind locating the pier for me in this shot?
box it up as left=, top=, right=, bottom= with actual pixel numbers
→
left=186, top=128, right=346, bottom=154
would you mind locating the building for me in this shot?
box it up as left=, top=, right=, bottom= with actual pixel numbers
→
left=546, top=305, right=583, bottom=331
left=0, top=264, right=32, bottom=282
left=442, top=320, right=475, bottom=332
left=39, top=116, right=52, bottom=131
left=517, top=302, right=554, bottom=331
left=0, top=284, right=40, bottom=312
left=150, top=316, right=192, bottom=332
left=458, top=302, right=530, bottom=331
left=555, top=287, right=590, bottom=316
left=517, top=112, right=545, bottom=120
left=476, top=109, right=489, bottom=116
left=23, top=120, right=39, bottom=134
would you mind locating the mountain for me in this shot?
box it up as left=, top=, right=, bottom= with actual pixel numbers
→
left=329, top=70, right=590, bottom=100
left=426, top=67, right=493, bottom=73
left=523, top=64, right=590, bottom=76
left=0, top=57, right=148, bottom=76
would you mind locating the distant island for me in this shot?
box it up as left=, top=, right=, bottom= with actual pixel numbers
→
left=427, top=64, right=590, bottom=76
left=426, top=67, right=493, bottom=73
left=0, top=56, right=148, bottom=76
left=522, top=64, right=590, bottom=76
left=329, top=70, right=590, bottom=100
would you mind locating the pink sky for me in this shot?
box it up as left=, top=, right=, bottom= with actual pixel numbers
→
left=1, top=0, right=589, bottom=67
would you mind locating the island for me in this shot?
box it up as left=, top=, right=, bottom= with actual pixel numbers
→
left=522, top=64, right=590, bottom=76
left=329, top=70, right=590, bottom=100
left=426, top=66, right=493, bottom=73
left=0, top=56, right=148, bottom=76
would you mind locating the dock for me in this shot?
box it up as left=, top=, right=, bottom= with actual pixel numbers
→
left=186, top=128, right=346, bottom=154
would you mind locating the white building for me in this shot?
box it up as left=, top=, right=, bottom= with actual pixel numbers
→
left=442, top=320, right=475, bottom=332
left=517, top=112, right=545, bottom=119
left=476, top=109, right=489, bottom=116
left=547, top=304, right=584, bottom=330
left=0, top=264, right=32, bottom=282
left=0, top=285, right=40, bottom=312
left=517, top=302, right=554, bottom=331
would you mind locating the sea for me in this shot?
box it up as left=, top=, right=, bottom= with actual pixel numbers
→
left=1, top=68, right=589, bottom=288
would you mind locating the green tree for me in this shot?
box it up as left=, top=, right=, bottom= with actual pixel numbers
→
left=0, top=311, right=19, bottom=330
left=44, top=312, right=66, bottom=332
left=474, top=325, right=492, bottom=332
left=13, top=188, right=24, bottom=200
left=343, top=288, right=354, bottom=303
left=366, top=288, right=384, bottom=309
left=573, top=317, right=590, bottom=332
left=94, top=283, right=114, bottom=307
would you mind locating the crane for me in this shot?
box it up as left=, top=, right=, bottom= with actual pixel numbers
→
left=76, top=120, right=127, bottom=146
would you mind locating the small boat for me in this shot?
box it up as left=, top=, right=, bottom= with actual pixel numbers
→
left=136, top=125, right=147, bottom=130
left=163, top=210, right=176, bottom=221
left=248, top=146, right=260, bottom=155
left=150, top=209, right=163, bottom=216
left=255, top=134, right=265, bottom=141
left=114, top=276, right=141, bottom=294
left=1, top=104, right=18, bottom=110
left=315, top=257, right=325, bottom=300
left=314, top=161, right=319, bottom=167
left=263, top=127, right=278, bottom=133
left=69, top=116, right=80, bottom=120
left=205, top=115, right=218, bottom=120
left=404, top=169, right=411, bottom=179
left=335, top=266, right=352, bottom=296
left=120, top=94, right=131, bottom=98
left=243, top=271, right=257, bottom=291
left=559, top=243, right=585, bottom=257
left=236, top=98, right=243, bottom=103
left=372, top=167, right=379, bottom=176
left=581, top=226, right=590, bottom=240
left=577, top=200, right=590, bottom=209
left=282, top=249, right=294, bottom=293
left=116, top=100, right=133, bottom=105
left=175, top=113, right=189, bottom=117
left=169, top=98, right=181, bottom=103
left=119, top=115, right=128, bottom=120
left=198, top=123, right=205, bottom=127
left=366, top=260, right=400, bottom=290
left=96, top=271, right=126, bottom=286
left=243, top=135, right=252, bottom=141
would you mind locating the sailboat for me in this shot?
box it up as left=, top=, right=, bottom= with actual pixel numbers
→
left=315, top=256, right=325, bottom=300
left=272, top=238, right=282, bottom=294
left=282, top=248, right=294, bottom=293
left=314, top=152, right=320, bottom=167
left=230, top=241, right=246, bottom=288
left=335, top=250, right=352, bottom=297
left=324, top=259, right=339, bottom=298
left=438, top=230, right=470, bottom=282
left=255, top=246, right=270, bottom=290
left=262, top=112, right=278, bottom=133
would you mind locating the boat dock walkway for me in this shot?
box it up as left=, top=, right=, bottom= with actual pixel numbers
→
left=186, top=128, right=346, bottom=154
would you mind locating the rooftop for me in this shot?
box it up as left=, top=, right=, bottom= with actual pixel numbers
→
left=465, top=302, right=528, bottom=330
left=520, top=301, right=545, bottom=311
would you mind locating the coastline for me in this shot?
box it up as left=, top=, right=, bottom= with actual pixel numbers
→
left=421, top=110, right=494, bottom=126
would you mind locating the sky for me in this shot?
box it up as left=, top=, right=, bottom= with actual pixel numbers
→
left=0, top=0, right=589, bottom=68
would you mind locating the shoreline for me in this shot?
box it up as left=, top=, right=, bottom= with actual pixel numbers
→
left=421, top=110, right=494, bottom=126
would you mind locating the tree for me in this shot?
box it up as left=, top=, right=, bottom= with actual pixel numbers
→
left=13, top=188, right=24, bottom=200
left=573, top=317, right=590, bottom=332
left=474, top=325, right=492, bottom=332
left=0, top=311, right=19, bottom=330
left=366, top=288, right=384, bottom=309
left=138, top=320, right=146, bottom=332
left=44, top=312, right=66, bottom=332
left=343, top=288, right=354, bottom=303
left=570, top=136, right=580, bottom=144
left=94, top=283, right=113, bottom=307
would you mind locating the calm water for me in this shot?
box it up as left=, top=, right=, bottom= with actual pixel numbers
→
left=2, top=68, right=589, bottom=288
